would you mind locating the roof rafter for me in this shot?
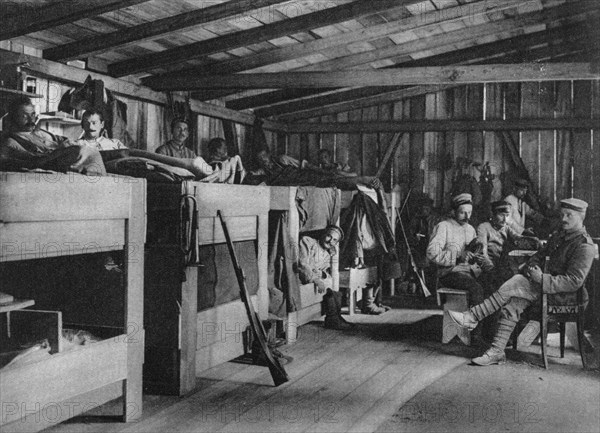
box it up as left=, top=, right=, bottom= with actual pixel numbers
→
left=108, top=0, right=405, bottom=77
left=0, top=0, right=150, bottom=41
left=143, top=64, right=600, bottom=91
left=43, top=0, right=290, bottom=62
left=221, top=3, right=597, bottom=114
left=264, top=24, right=596, bottom=120
left=141, top=0, right=529, bottom=86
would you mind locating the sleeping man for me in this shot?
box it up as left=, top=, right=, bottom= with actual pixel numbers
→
left=247, top=147, right=382, bottom=190
left=0, top=96, right=106, bottom=176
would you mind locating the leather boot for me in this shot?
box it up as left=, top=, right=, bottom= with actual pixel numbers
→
left=323, top=289, right=352, bottom=330
left=361, top=285, right=388, bottom=315
left=471, top=316, right=516, bottom=366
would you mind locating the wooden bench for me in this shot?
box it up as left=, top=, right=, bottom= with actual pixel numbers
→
left=437, top=287, right=471, bottom=345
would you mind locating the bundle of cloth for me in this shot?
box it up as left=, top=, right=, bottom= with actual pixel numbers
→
left=101, top=149, right=245, bottom=183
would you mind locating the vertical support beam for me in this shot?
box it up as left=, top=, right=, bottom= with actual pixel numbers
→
left=179, top=182, right=198, bottom=396
left=257, top=213, right=269, bottom=321
left=286, top=187, right=300, bottom=344
left=123, top=178, right=146, bottom=421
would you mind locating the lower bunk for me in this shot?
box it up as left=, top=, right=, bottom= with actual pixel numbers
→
left=144, top=182, right=269, bottom=396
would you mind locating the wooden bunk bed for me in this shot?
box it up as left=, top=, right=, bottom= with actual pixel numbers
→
left=270, top=186, right=341, bottom=343
left=0, top=172, right=145, bottom=432
left=144, top=182, right=269, bottom=396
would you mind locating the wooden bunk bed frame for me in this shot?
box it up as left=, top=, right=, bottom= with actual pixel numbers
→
left=0, top=172, right=145, bottom=432
left=144, top=182, right=269, bottom=396
left=270, top=186, right=341, bottom=343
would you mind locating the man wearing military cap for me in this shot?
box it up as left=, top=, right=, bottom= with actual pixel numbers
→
left=427, top=193, right=486, bottom=342
left=504, top=178, right=542, bottom=235
left=476, top=200, right=539, bottom=288
left=449, top=197, right=595, bottom=366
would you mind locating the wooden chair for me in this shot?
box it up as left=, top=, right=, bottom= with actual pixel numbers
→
left=339, top=266, right=378, bottom=316
left=540, top=243, right=598, bottom=369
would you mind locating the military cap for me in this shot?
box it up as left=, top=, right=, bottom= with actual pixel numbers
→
left=451, top=193, right=472, bottom=209
left=514, top=178, right=529, bottom=188
left=325, top=224, right=344, bottom=241
left=491, top=200, right=512, bottom=214
left=560, top=198, right=588, bottom=213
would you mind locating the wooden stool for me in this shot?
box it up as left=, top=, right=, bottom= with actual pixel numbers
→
left=437, top=287, right=470, bottom=345
left=339, top=266, right=378, bottom=316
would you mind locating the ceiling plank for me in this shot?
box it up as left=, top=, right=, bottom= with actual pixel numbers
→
left=146, top=1, right=596, bottom=96
left=292, top=0, right=597, bottom=73
left=268, top=27, right=596, bottom=120
left=0, top=49, right=285, bottom=131
left=108, top=0, right=404, bottom=77
left=142, top=0, right=529, bottom=85
left=285, top=119, right=599, bottom=134
left=143, top=64, right=600, bottom=90
left=43, top=0, right=290, bottom=62
left=0, top=0, right=150, bottom=41
left=225, top=6, right=597, bottom=113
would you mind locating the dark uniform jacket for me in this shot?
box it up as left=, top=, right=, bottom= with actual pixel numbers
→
left=527, top=226, right=596, bottom=305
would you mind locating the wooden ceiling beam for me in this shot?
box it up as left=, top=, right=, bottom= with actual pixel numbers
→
left=43, top=0, right=290, bottom=62
left=0, top=49, right=285, bottom=132
left=108, top=0, right=405, bottom=77
left=269, top=30, right=595, bottom=120
left=141, top=0, right=526, bottom=86
left=143, top=64, right=600, bottom=91
left=293, top=1, right=597, bottom=73
left=285, top=119, right=600, bottom=134
left=271, top=86, right=456, bottom=121
left=224, top=9, right=597, bottom=113
left=0, top=0, right=150, bottom=41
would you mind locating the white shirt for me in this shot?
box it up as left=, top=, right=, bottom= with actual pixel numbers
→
left=76, top=136, right=126, bottom=151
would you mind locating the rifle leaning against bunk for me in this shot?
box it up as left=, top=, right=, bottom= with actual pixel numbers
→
left=216, top=210, right=289, bottom=387
left=395, top=190, right=431, bottom=297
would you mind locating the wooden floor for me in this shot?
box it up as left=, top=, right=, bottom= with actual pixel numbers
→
left=45, top=308, right=599, bottom=433
left=46, top=309, right=468, bottom=433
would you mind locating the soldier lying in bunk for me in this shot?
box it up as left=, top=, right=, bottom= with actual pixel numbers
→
left=0, top=96, right=106, bottom=176
left=245, top=147, right=383, bottom=190
left=206, top=137, right=246, bottom=184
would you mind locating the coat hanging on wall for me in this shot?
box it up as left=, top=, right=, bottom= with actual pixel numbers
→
left=58, top=75, right=134, bottom=147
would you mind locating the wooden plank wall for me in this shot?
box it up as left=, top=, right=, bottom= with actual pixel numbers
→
left=284, top=81, right=600, bottom=221
left=282, top=80, right=600, bottom=324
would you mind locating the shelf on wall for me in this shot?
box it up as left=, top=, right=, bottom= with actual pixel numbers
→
left=38, top=114, right=81, bottom=125
left=0, top=87, right=43, bottom=98
left=0, top=299, right=35, bottom=314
